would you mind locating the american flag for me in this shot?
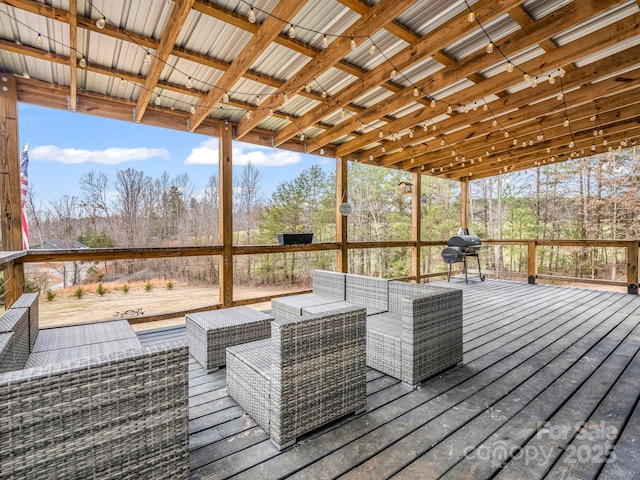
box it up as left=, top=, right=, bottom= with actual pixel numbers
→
left=20, top=144, right=29, bottom=250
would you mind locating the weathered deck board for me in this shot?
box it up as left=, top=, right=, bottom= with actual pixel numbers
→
left=137, top=279, right=640, bottom=480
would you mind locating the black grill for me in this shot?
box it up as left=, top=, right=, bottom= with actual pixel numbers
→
left=441, top=234, right=486, bottom=283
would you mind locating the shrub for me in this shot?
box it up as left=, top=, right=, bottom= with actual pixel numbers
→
left=144, top=282, right=153, bottom=292
left=166, top=281, right=174, bottom=290
left=46, top=288, right=56, bottom=301
left=96, top=283, right=107, bottom=296
left=74, top=287, right=84, bottom=299
left=122, top=284, right=130, bottom=294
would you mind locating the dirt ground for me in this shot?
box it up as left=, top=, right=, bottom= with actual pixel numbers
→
left=33, top=281, right=295, bottom=331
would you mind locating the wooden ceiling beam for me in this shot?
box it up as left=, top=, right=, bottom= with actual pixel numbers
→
left=337, top=0, right=420, bottom=44
left=68, top=0, right=77, bottom=112
left=394, top=79, right=640, bottom=168
left=311, top=0, right=620, bottom=154
left=273, top=0, right=526, bottom=147
left=235, top=0, right=418, bottom=139
left=447, top=124, right=640, bottom=180
left=376, top=48, right=640, bottom=167
left=409, top=99, right=640, bottom=173
left=336, top=9, right=640, bottom=157
left=134, top=0, right=195, bottom=123
left=188, top=0, right=307, bottom=131
left=14, top=76, right=338, bottom=158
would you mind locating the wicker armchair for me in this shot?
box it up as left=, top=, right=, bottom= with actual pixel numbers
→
left=226, top=306, right=367, bottom=449
left=366, top=281, right=463, bottom=386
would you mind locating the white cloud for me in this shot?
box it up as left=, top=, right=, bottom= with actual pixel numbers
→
left=184, top=139, right=301, bottom=167
left=30, top=145, right=169, bottom=165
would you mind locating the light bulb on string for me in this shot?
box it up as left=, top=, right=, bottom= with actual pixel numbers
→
left=413, top=87, right=419, bottom=97
left=563, top=119, right=569, bottom=127
left=322, top=35, right=329, bottom=49
left=36, top=34, right=43, bottom=46
left=430, top=99, right=436, bottom=108
left=557, top=93, right=564, bottom=101
left=255, top=95, right=261, bottom=106
left=186, top=77, right=193, bottom=89
left=369, top=43, right=376, bottom=55
left=513, top=139, right=518, bottom=146
left=390, top=69, right=397, bottom=79
left=119, top=78, right=125, bottom=88
left=381, top=146, right=386, bottom=153
left=558, top=68, right=565, bottom=78
left=447, top=105, right=453, bottom=114
left=531, top=77, right=538, bottom=88
left=245, top=110, right=251, bottom=119
left=350, top=38, right=357, bottom=50
left=248, top=7, right=256, bottom=24
left=304, top=84, right=311, bottom=93
left=409, top=130, right=414, bottom=139
left=321, top=90, right=327, bottom=99
left=222, top=92, right=229, bottom=103
left=473, top=103, right=478, bottom=111
left=144, top=52, right=151, bottom=65
left=189, top=105, right=196, bottom=114
left=379, top=131, right=384, bottom=139
left=486, top=42, right=494, bottom=54
left=300, top=133, right=305, bottom=141
left=504, top=131, right=509, bottom=138
left=467, top=11, right=475, bottom=22
left=320, top=148, right=325, bottom=155
left=492, top=119, right=498, bottom=127
left=341, top=109, right=346, bottom=119
left=268, top=108, right=273, bottom=117
left=96, top=17, right=106, bottom=29
left=569, top=140, right=575, bottom=148
left=78, top=57, right=87, bottom=68
left=154, top=96, right=161, bottom=106
left=283, top=93, right=289, bottom=103
left=548, top=76, right=555, bottom=85
left=523, top=73, right=530, bottom=83
left=288, top=25, right=296, bottom=39
left=483, top=103, right=488, bottom=111
left=506, top=62, right=514, bottom=73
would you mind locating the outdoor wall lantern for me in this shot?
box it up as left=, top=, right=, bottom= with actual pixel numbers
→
left=398, top=181, right=413, bottom=193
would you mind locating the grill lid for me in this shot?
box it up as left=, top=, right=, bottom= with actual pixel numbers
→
left=447, top=235, right=481, bottom=248
left=441, top=246, right=465, bottom=264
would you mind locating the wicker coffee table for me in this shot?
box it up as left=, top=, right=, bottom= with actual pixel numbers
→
left=186, top=307, right=274, bottom=371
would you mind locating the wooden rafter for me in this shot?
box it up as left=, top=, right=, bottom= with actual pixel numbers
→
left=188, top=0, right=307, bottom=131
left=68, top=0, right=77, bottom=112
left=235, top=0, right=419, bottom=139
left=134, top=0, right=195, bottom=123
left=336, top=9, right=640, bottom=159
left=273, top=0, right=526, bottom=147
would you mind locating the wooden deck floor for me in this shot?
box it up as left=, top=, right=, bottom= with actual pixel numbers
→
left=137, top=279, right=640, bottom=480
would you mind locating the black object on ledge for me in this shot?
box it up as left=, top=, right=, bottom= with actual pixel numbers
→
left=277, top=233, right=314, bottom=245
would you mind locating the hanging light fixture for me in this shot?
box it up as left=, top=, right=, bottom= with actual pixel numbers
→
left=96, top=17, right=106, bottom=29
left=390, top=69, right=397, bottom=79
left=189, top=105, right=196, bottom=114
left=486, top=42, right=494, bottom=54
left=467, top=11, right=475, bottom=22
left=322, top=35, right=329, bottom=49
left=350, top=37, right=357, bottom=50
left=369, top=43, right=376, bottom=55
left=36, top=34, right=43, bottom=46
left=413, top=87, right=419, bottom=97
left=248, top=7, right=257, bottom=24
left=186, top=77, right=193, bottom=89
left=154, top=96, right=161, bottom=106
left=506, top=62, right=514, bottom=73
left=430, top=99, right=436, bottom=108
left=78, top=56, right=87, bottom=68
left=222, top=92, right=230, bottom=103
left=288, top=25, right=296, bottom=39
left=144, top=52, right=152, bottom=65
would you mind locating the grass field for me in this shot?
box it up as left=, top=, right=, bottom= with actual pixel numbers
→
left=35, top=280, right=289, bottom=331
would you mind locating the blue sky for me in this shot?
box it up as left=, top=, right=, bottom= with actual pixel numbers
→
left=18, top=104, right=334, bottom=204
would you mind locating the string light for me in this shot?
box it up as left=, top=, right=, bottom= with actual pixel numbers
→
left=154, top=96, right=161, bottom=106
left=248, top=7, right=256, bottom=24
left=119, top=78, right=125, bottom=88
left=430, top=99, right=436, bottom=108
left=186, top=77, right=193, bottom=89
left=350, top=37, right=357, bottom=50
left=467, top=11, right=475, bottom=22
left=222, top=92, right=230, bottom=103
left=288, top=25, right=296, bottom=39
left=413, top=87, right=419, bottom=97
left=486, top=42, right=494, bottom=54
left=189, top=105, right=196, bottom=114
left=144, top=52, right=151, bottom=65
left=78, top=56, right=87, bottom=68
left=321, top=90, right=327, bottom=98
left=390, top=69, right=398, bottom=79
left=255, top=95, right=261, bottom=106
left=506, top=62, right=514, bottom=73
left=36, top=34, right=43, bottom=46
left=96, top=17, right=106, bottom=29
left=369, top=43, right=376, bottom=55
left=246, top=110, right=252, bottom=119
left=447, top=105, right=453, bottom=114
left=322, top=35, right=329, bottom=49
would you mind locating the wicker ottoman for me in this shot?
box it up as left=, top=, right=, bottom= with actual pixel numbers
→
left=186, top=307, right=274, bottom=371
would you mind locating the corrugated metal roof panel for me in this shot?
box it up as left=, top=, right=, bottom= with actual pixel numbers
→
left=553, top=1, right=639, bottom=46
left=397, top=0, right=473, bottom=37
left=524, top=0, right=573, bottom=20
left=251, top=43, right=309, bottom=81
left=353, top=86, right=394, bottom=109
left=445, top=14, right=520, bottom=61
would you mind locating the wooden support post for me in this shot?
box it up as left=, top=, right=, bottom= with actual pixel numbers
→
left=218, top=122, right=233, bottom=307
left=528, top=240, right=537, bottom=284
left=411, top=170, right=421, bottom=283
left=460, top=177, right=469, bottom=231
left=0, top=75, right=24, bottom=305
left=336, top=156, right=348, bottom=272
left=627, top=240, right=638, bottom=294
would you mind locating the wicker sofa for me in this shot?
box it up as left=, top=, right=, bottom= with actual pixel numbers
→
left=271, top=271, right=463, bottom=387
left=226, top=306, right=367, bottom=449
left=0, top=294, right=189, bottom=480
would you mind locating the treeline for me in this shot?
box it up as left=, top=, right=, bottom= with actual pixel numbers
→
left=23, top=146, right=639, bottom=289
